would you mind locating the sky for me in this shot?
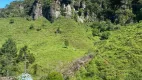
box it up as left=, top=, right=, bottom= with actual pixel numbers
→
left=0, top=0, right=15, bottom=8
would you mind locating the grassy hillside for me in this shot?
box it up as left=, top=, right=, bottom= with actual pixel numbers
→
left=0, top=17, right=94, bottom=79
left=72, top=23, right=142, bottom=80
left=0, top=17, right=141, bottom=80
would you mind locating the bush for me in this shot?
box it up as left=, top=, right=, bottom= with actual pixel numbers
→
left=29, top=24, right=34, bottom=29
left=55, top=27, right=61, bottom=34
left=63, top=39, right=69, bottom=48
left=27, top=53, right=35, bottom=64
left=36, top=28, right=41, bottom=31
left=32, top=64, right=38, bottom=75
left=100, top=32, right=110, bottom=40
left=26, top=16, right=32, bottom=21
left=114, top=25, right=121, bottom=30
left=9, top=19, right=14, bottom=24
left=92, top=28, right=100, bottom=36
left=137, top=25, right=142, bottom=28
left=91, top=21, right=116, bottom=32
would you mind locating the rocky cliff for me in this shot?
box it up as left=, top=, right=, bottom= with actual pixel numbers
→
left=31, top=0, right=42, bottom=20
left=31, top=0, right=89, bottom=23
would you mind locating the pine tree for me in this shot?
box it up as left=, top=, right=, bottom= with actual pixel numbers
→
left=0, top=38, right=17, bottom=76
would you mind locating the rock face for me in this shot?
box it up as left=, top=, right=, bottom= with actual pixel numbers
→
left=49, top=0, right=61, bottom=22
left=80, top=1, right=86, bottom=9
left=65, top=4, right=72, bottom=18
left=77, top=16, right=84, bottom=23
left=32, top=0, right=42, bottom=20
left=31, top=0, right=88, bottom=22
left=62, top=54, right=94, bottom=78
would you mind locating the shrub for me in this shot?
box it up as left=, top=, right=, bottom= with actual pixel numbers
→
left=29, top=24, right=34, bottom=29
left=42, top=23, right=46, bottom=28
left=36, top=28, right=41, bottom=31
left=91, top=21, right=116, bottom=32
left=92, top=28, right=100, bottom=36
left=98, top=24, right=107, bottom=32
left=9, top=19, right=14, bottom=24
left=55, top=27, right=61, bottom=34
left=137, top=25, right=142, bottom=28
left=63, top=39, right=69, bottom=48
left=27, top=53, right=35, bottom=64
left=32, top=64, right=38, bottom=75
left=26, top=16, right=32, bottom=21
left=114, top=25, right=121, bottom=30
left=100, top=32, right=110, bottom=40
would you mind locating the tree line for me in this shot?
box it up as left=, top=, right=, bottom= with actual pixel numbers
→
left=0, top=38, right=35, bottom=76
left=1, top=0, right=142, bottom=24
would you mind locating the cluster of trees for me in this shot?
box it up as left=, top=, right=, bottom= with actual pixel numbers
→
left=0, top=38, right=35, bottom=76
left=85, top=0, right=134, bottom=24
left=91, top=20, right=120, bottom=40
left=0, top=0, right=142, bottom=23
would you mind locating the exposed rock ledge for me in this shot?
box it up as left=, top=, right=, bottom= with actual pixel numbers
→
left=62, top=54, right=94, bottom=78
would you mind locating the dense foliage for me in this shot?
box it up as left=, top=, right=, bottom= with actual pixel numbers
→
left=0, top=0, right=142, bottom=23
left=0, top=38, right=35, bottom=77
left=0, top=38, right=17, bottom=76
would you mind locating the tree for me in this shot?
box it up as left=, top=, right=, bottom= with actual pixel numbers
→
left=100, top=32, right=110, bottom=40
left=17, top=45, right=35, bottom=73
left=0, top=38, right=17, bottom=76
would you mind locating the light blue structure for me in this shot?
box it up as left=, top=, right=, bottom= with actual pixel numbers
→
left=18, top=73, right=33, bottom=80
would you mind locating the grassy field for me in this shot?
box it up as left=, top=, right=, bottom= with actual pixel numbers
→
left=0, top=17, right=141, bottom=79
left=0, top=17, right=95, bottom=79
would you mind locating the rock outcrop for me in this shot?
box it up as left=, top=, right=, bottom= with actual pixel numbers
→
left=49, top=0, right=61, bottom=22
left=32, top=0, right=42, bottom=20
left=31, top=0, right=89, bottom=22
left=62, top=54, right=94, bottom=78
left=65, top=4, right=72, bottom=18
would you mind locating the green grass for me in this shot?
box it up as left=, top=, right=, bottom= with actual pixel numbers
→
left=0, top=17, right=94, bottom=79
left=72, top=22, right=142, bottom=80
left=0, top=17, right=141, bottom=80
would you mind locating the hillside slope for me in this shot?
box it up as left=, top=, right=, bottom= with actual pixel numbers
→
left=0, top=17, right=142, bottom=80
left=0, top=17, right=94, bottom=79
left=72, top=23, right=142, bottom=80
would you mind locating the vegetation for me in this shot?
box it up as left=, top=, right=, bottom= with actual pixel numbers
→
left=0, top=0, right=142, bottom=80
left=0, top=17, right=94, bottom=79
left=72, top=24, right=142, bottom=80
left=0, top=0, right=142, bottom=23
left=0, top=38, right=17, bottom=76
